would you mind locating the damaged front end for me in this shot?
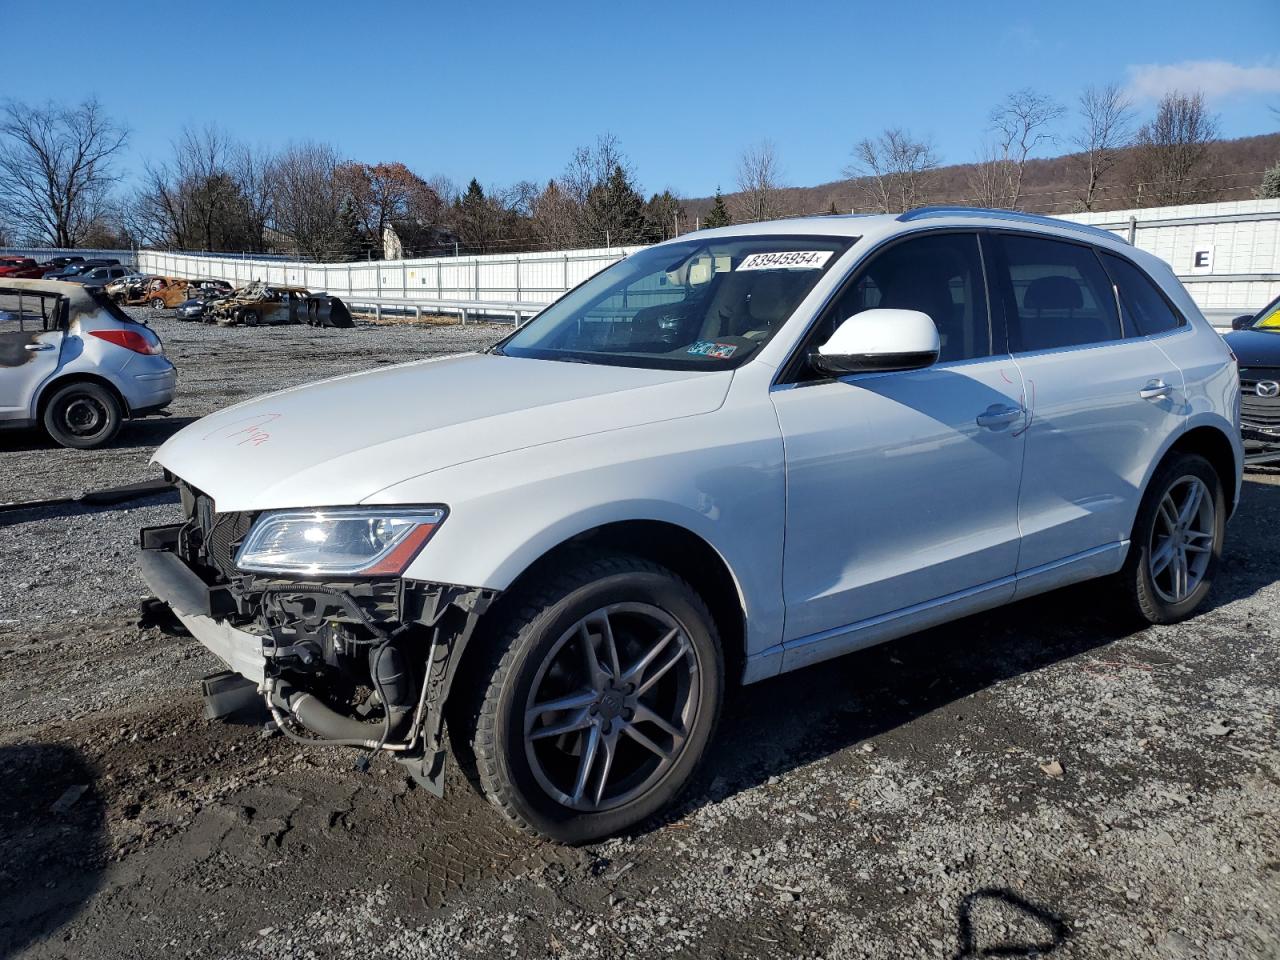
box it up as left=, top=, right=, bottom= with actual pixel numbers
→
left=138, top=480, right=495, bottom=793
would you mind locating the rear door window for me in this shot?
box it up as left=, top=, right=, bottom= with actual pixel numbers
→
left=1100, top=253, right=1185, bottom=336
left=0, top=290, right=62, bottom=331
left=993, top=234, right=1121, bottom=352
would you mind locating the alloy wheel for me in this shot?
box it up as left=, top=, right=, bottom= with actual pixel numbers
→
left=523, top=603, right=700, bottom=812
left=1149, top=475, right=1215, bottom=603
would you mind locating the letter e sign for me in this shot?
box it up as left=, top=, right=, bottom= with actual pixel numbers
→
left=1190, top=245, right=1214, bottom=274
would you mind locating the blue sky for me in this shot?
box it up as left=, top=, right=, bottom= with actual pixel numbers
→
left=5, top=0, right=1279, bottom=198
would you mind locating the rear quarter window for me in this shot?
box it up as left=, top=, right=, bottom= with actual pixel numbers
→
left=1100, top=252, right=1185, bottom=337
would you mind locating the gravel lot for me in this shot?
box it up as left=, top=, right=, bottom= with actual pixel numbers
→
left=0, top=310, right=1277, bottom=959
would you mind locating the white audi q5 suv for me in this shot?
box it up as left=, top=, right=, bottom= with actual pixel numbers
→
left=140, top=207, right=1242, bottom=843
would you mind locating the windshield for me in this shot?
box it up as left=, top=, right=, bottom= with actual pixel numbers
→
left=1249, top=295, right=1280, bottom=331
left=497, top=235, right=854, bottom=369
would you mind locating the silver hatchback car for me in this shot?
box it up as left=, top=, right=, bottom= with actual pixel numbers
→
left=0, top=279, right=176, bottom=448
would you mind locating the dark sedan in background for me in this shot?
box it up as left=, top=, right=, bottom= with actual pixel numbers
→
left=1226, top=293, right=1280, bottom=465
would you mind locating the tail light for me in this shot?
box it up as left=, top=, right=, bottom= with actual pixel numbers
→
left=89, top=328, right=163, bottom=355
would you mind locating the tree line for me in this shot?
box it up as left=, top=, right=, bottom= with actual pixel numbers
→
left=0, top=85, right=1276, bottom=258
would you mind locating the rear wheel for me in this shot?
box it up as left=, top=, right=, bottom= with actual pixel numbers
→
left=1115, top=452, right=1225, bottom=624
left=150, top=298, right=165, bottom=310
left=471, top=554, right=723, bottom=844
left=43, top=381, right=123, bottom=449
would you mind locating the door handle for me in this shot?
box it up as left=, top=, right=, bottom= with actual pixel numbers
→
left=976, top=403, right=1024, bottom=430
left=1139, top=379, right=1172, bottom=401
left=24, top=342, right=55, bottom=352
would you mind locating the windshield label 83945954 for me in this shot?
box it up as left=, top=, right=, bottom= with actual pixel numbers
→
left=737, top=250, right=834, bottom=271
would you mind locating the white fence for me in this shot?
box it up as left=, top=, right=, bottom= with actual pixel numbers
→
left=1061, top=199, right=1280, bottom=322
left=130, top=199, right=1280, bottom=326
left=137, top=245, right=647, bottom=321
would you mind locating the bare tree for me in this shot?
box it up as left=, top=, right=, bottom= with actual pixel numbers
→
left=1071, top=83, right=1134, bottom=210
left=0, top=99, right=128, bottom=246
left=531, top=179, right=580, bottom=248
left=966, top=140, right=1009, bottom=208
left=845, top=128, right=940, bottom=212
left=233, top=142, right=274, bottom=251
left=269, top=141, right=347, bottom=258
left=561, top=133, right=632, bottom=208
left=988, top=89, right=1065, bottom=208
left=735, top=140, right=785, bottom=223
left=135, top=126, right=268, bottom=252
left=1132, top=91, right=1220, bottom=207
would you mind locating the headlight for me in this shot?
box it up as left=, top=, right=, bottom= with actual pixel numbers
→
left=234, top=507, right=445, bottom=576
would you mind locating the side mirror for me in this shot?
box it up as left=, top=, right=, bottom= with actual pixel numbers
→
left=810, top=308, right=940, bottom=376
left=1231, top=314, right=1255, bottom=331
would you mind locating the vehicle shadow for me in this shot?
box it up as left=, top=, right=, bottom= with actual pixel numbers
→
left=0, top=415, right=198, bottom=453
left=676, top=472, right=1280, bottom=825
left=695, top=581, right=1128, bottom=804
left=1198, top=471, right=1280, bottom=610
left=0, top=742, right=106, bottom=956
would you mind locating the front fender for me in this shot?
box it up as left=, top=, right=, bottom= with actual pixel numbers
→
left=366, top=408, right=788, bottom=661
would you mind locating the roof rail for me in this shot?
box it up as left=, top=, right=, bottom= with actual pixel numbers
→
left=896, top=206, right=1125, bottom=242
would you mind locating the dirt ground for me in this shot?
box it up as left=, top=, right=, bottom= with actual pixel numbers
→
left=0, top=311, right=1277, bottom=959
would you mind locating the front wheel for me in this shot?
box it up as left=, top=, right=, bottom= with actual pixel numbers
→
left=471, top=554, right=723, bottom=844
left=150, top=298, right=165, bottom=310
left=1115, top=452, right=1225, bottom=624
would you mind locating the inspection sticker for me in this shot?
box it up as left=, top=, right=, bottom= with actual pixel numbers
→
left=737, top=250, right=833, bottom=271
left=687, top=340, right=738, bottom=359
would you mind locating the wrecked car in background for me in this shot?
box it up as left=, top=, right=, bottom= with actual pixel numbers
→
left=203, top=280, right=353, bottom=328
left=173, top=280, right=235, bottom=321
left=105, top=273, right=158, bottom=302
left=0, top=279, right=175, bottom=448
left=121, top=276, right=190, bottom=309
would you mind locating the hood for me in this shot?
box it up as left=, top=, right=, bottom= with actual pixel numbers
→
left=154, top=353, right=732, bottom=511
left=1224, top=328, right=1280, bottom=367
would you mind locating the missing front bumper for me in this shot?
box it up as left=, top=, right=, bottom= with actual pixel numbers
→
left=137, top=524, right=499, bottom=795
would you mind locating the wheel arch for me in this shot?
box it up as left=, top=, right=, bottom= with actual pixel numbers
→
left=1165, top=424, right=1240, bottom=516
left=476, top=518, right=748, bottom=685
left=35, top=371, right=131, bottom=421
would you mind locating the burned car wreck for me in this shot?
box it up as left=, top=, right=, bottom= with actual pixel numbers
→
left=139, top=480, right=494, bottom=792
left=204, top=280, right=354, bottom=328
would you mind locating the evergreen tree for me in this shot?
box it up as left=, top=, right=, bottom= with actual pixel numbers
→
left=334, top=197, right=365, bottom=260
left=582, top=163, right=646, bottom=245
left=827, top=201, right=841, bottom=215
left=1260, top=162, right=1280, bottom=200
left=703, top=188, right=732, bottom=229
left=643, top=190, right=685, bottom=241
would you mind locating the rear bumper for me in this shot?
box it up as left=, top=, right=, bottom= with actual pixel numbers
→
left=120, top=359, right=177, bottom=414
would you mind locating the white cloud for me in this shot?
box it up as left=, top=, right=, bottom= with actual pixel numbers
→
left=1126, top=60, right=1280, bottom=101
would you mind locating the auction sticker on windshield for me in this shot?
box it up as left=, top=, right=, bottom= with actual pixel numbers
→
left=687, top=340, right=738, bottom=359
left=737, top=250, right=834, bottom=271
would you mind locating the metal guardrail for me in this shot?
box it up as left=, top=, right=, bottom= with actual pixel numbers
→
left=342, top=295, right=542, bottom=325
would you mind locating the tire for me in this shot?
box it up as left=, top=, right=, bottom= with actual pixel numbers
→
left=42, top=381, right=123, bottom=449
left=470, top=553, right=723, bottom=844
left=1115, top=452, right=1225, bottom=624
left=150, top=298, right=165, bottom=310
